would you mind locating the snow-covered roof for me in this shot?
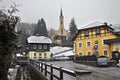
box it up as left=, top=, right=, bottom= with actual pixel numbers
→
left=16, top=53, right=23, bottom=57
left=27, top=36, right=52, bottom=44
left=50, top=46, right=73, bottom=54
left=110, top=24, right=120, bottom=32
left=79, top=21, right=105, bottom=30
left=53, top=50, right=74, bottom=57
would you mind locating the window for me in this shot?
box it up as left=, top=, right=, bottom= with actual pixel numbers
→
left=39, top=53, right=42, bottom=59
left=87, top=42, right=91, bottom=47
left=96, top=28, right=100, bottom=34
left=61, top=28, right=63, bottom=34
left=34, top=53, right=36, bottom=56
left=44, top=45, right=47, bottom=49
left=34, top=53, right=36, bottom=59
left=102, top=39, right=108, bottom=46
left=61, top=21, right=63, bottom=24
left=44, top=53, right=46, bottom=56
left=44, top=53, right=47, bottom=58
left=39, top=53, right=41, bottom=56
left=84, top=30, right=89, bottom=36
left=79, top=43, right=82, bottom=48
left=38, top=45, right=42, bottom=49
left=88, top=52, right=91, bottom=56
left=103, top=50, right=108, bottom=56
left=33, top=45, right=37, bottom=49
left=79, top=52, right=82, bottom=56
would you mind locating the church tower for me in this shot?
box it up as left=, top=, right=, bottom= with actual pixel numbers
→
left=54, top=9, right=68, bottom=45
left=60, top=9, right=64, bottom=34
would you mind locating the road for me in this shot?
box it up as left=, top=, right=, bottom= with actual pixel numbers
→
left=46, top=61, right=120, bottom=80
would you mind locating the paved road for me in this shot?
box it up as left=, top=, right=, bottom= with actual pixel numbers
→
left=46, top=61, right=120, bottom=80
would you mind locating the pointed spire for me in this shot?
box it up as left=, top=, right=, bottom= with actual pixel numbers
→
left=60, top=8, right=63, bottom=17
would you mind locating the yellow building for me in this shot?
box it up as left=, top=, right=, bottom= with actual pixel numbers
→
left=26, top=36, right=52, bottom=60
left=73, top=22, right=120, bottom=59
left=54, top=9, right=68, bottom=45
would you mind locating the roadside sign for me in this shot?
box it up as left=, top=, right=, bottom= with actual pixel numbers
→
left=97, top=56, right=108, bottom=66
left=94, top=45, right=98, bottom=50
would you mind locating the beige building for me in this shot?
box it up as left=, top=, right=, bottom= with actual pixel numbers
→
left=54, top=9, right=68, bottom=45
left=26, top=36, right=52, bottom=60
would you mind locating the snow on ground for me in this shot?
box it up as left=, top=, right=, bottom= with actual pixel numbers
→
left=8, top=68, right=17, bottom=80
left=50, top=46, right=74, bottom=58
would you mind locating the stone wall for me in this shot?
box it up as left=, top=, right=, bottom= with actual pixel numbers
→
left=74, top=61, right=117, bottom=67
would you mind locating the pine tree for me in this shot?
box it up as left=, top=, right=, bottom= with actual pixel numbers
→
left=34, top=20, right=41, bottom=35
left=16, top=22, right=36, bottom=51
left=0, top=4, right=19, bottom=80
left=34, top=18, right=48, bottom=37
left=68, top=18, right=77, bottom=46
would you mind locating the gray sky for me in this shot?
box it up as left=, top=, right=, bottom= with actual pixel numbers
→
left=0, top=0, right=120, bottom=30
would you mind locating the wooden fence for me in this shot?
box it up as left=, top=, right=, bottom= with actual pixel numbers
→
left=28, top=59, right=92, bottom=80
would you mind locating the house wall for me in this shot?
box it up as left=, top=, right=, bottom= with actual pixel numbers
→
left=54, top=39, right=61, bottom=44
left=26, top=43, right=51, bottom=60
left=28, top=51, right=51, bottom=60
left=74, top=26, right=118, bottom=59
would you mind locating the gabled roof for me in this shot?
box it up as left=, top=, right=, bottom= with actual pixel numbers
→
left=79, top=21, right=106, bottom=30
left=72, top=21, right=116, bottom=41
left=110, top=24, right=120, bottom=32
left=27, top=36, right=52, bottom=44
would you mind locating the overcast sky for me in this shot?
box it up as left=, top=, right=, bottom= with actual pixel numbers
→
left=0, top=0, right=120, bottom=30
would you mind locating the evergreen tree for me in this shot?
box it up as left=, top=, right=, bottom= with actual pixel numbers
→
left=68, top=18, right=77, bottom=46
left=34, top=20, right=41, bottom=35
left=48, top=28, right=56, bottom=37
left=0, top=4, right=19, bottom=80
left=16, top=22, right=36, bottom=51
left=34, top=18, right=48, bottom=37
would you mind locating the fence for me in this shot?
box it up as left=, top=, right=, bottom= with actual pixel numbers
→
left=28, top=59, right=92, bottom=80
left=29, top=59, right=75, bottom=80
left=74, top=55, right=117, bottom=67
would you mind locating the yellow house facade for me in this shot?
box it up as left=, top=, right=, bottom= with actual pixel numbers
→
left=73, top=22, right=120, bottom=59
left=26, top=36, right=52, bottom=60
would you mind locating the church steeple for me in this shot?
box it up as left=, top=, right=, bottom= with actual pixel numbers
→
left=60, top=8, right=63, bottom=17
left=59, top=8, right=64, bottom=26
left=53, top=8, right=68, bottom=45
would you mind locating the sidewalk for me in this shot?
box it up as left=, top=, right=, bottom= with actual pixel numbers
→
left=73, top=62, right=120, bottom=80
left=48, top=61, right=120, bottom=80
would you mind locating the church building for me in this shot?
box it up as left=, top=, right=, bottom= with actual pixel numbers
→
left=54, top=9, right=68, bottom=45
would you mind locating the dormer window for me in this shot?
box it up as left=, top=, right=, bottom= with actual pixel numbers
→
left=44, top=45, right=47, bottom=49
left=33, top=45, right=37, bottom=49
left=84, top=30, right=89, bottom=36
left=38, top=45, right=42, bottom=49
left=96, top=28, right=100, bottom=34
